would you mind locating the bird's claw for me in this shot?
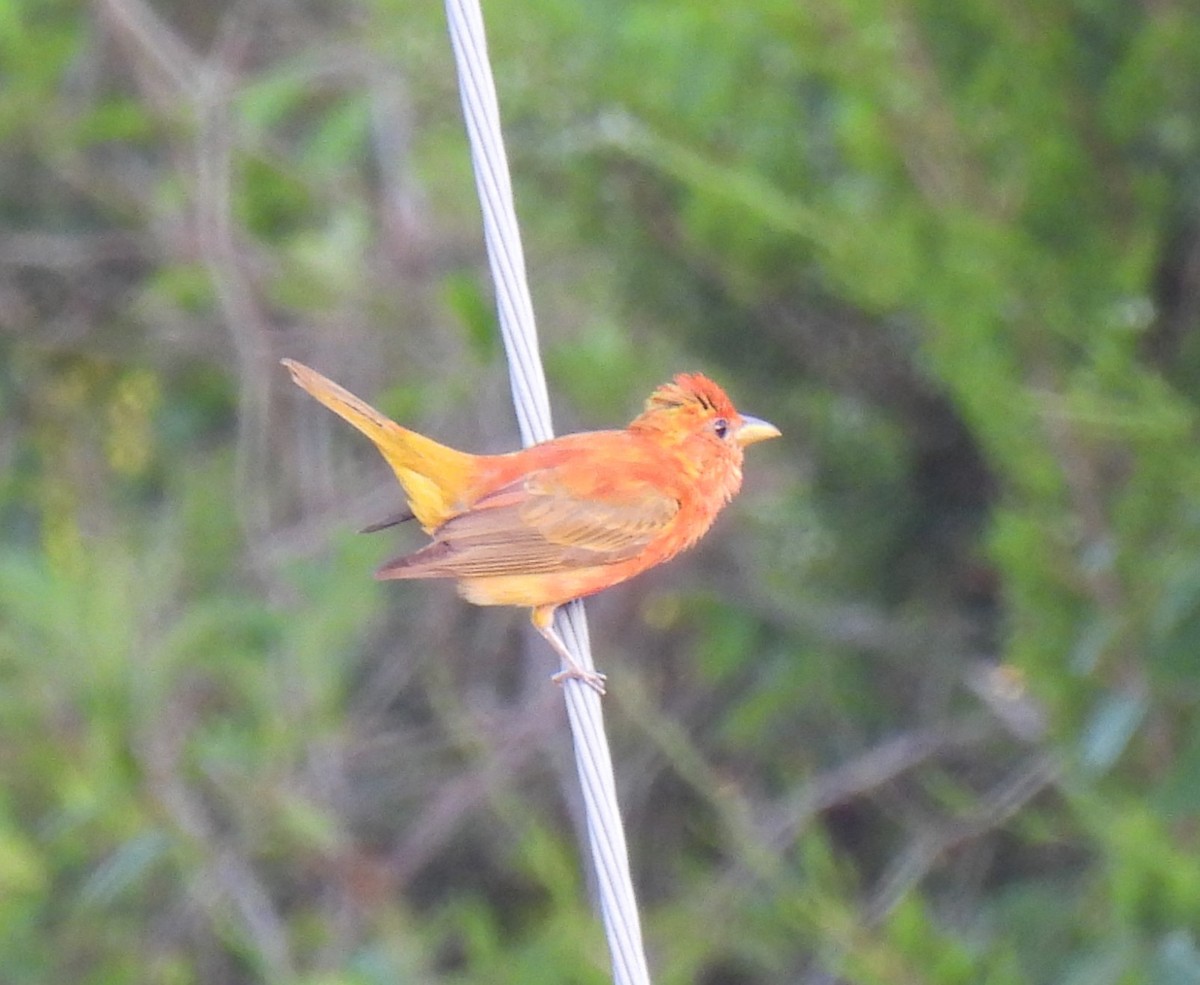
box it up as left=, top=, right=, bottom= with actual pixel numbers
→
left=551, top=666, right=608, bottom=696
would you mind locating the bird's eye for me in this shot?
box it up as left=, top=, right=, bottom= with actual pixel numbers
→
left=712, top=418, right=729, bottom=439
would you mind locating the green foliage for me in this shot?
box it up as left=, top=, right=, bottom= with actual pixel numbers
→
left=3, top=0, right=1200, bottom=981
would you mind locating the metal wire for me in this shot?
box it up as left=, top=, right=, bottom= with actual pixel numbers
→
left=443, top=2, right=652, bottom=983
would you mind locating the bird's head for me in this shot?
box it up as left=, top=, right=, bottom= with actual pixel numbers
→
left=630, top=373, right=780, bottom=494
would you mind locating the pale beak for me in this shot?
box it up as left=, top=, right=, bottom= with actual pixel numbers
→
left=735, top=415, right=781, bottom=446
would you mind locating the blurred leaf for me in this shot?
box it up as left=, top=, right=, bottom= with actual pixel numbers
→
left=236, top=157, right=315, bottom=240
left=238, top=72, right=313, bottom=132
left=545, top=319, right=645, bottom=419
left=692, top=599, right=761, bottom=682
left=1152, top=724, right=1200, bottom=817
left=0, top=824, right=46, bottom=896
left=1152, top=930, right=1200, bottom=985
left=1070, top=616, right=1117, bottom=675
left=301, top=96, right=371, bottom=175
left=1151, top=561, right=1200, bottom=685
left=1079, top=690, right=1147, bottom=775
left=1056, top=942, right=1133, bottom=985
left=286, top=205, right=370, bottom=301
left=78, top=830, right=170, bottom=907
left=441, top=271, right=499, bottom=362
left=145, top=263, right=217, bottom=315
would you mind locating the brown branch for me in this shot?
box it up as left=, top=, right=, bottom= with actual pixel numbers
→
left=863, top=751, right=1064, bottom=924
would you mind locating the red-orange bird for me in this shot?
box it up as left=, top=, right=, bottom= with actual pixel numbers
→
left=282, top=359, right=779, bottom=693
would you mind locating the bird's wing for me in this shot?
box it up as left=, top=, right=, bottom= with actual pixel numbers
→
left=377, top=467, right=681, bottom=579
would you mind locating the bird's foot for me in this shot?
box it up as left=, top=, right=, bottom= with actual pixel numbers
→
left=551, top=665, right=608, bottom=696
left=533, top=607, right=608, bottom=696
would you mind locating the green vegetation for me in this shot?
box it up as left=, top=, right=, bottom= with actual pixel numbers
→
left=3, top=0, right=1199, bottom=982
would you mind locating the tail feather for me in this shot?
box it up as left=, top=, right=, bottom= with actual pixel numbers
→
left=359, top=507, right=416, bottom=534
left=375, top=540, right=458, bottom=581
left=282, top=359, right=478, bottom=530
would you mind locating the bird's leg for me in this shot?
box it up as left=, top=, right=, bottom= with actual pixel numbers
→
left=531, top=606, right=607, bottom=696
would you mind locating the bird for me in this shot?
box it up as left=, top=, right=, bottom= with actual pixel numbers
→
left=282, top=358, right=779, bottom=694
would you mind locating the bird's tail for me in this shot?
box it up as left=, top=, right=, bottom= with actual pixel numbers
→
left=282, top=359, right=477, bottom=530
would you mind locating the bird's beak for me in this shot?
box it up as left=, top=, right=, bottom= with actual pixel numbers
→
left=735, top=415, right=781, bottom=446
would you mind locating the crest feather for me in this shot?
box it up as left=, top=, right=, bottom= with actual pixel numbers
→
left=643, top=373, right=736, bottom=418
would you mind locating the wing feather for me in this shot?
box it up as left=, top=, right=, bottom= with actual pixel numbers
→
left=377, top=468, right=680, bottom=580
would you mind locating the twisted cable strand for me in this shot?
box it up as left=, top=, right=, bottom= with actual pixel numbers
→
left=443, top=3, right=652, bottom=983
